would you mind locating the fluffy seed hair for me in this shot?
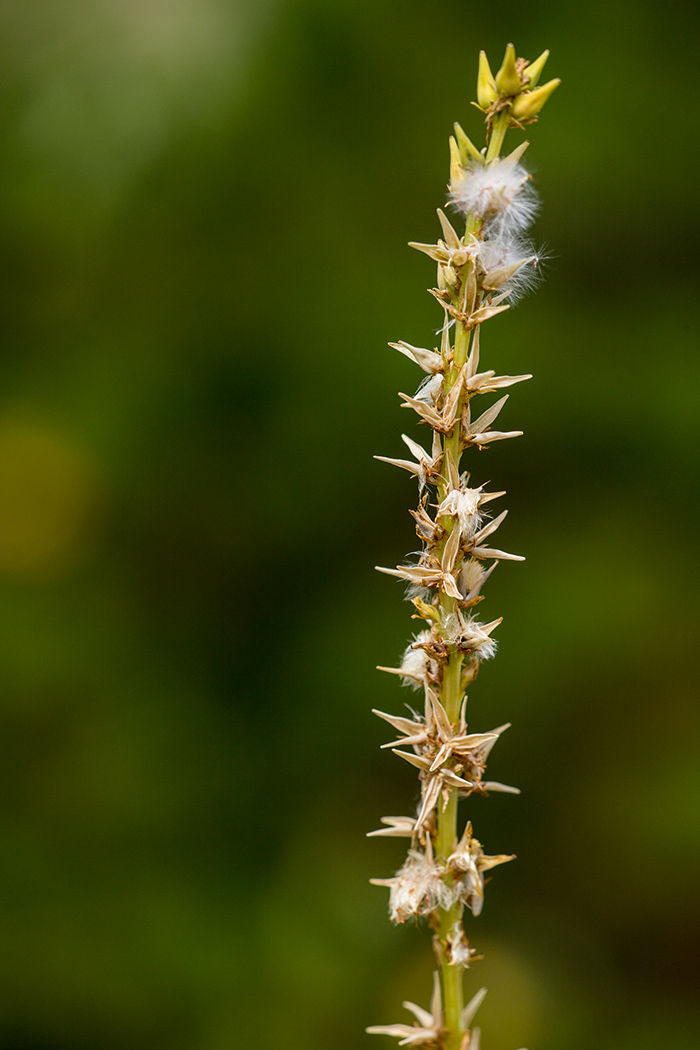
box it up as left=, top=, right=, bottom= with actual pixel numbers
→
left=478, top=234, right=544, bottom=303
left=449, top=159, right=539, bottom=236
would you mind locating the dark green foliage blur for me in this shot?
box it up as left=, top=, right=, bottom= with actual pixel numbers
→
left=0, top=1, right=697, bottom=1048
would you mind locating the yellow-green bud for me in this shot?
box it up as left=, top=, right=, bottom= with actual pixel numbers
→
left=476, top=50, right=498, bottom=109
left=511, top=78, right=561, bottom=121
left=503, top=140, right=529, bottom=166
left=411, top=596, right=441, bottom=623
left=494, top=43, right=522, bottom=97
left=453, top=122, right=483, bottom=166
left=522, top=49, right=549, bottom=88
left=448, top=136, right=463, bottom=186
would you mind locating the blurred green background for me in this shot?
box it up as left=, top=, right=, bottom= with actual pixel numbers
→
left=0, top=1, right=697, bottom=1048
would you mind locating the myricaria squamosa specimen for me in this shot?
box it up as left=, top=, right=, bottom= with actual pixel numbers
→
left=368, top=44, right=559, bottom=1050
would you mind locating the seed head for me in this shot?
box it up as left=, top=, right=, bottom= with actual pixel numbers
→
left=448, top=921, right=479, bottom=968
left=449, top=159, right=538, bottom=236
left=447, top=822, right=514, bottom=916
left=437, top=487, right=483, bottom=540
left=371, top=849, right=451, bottom=924
left=478, top=234, right=543, bottom=303
left=443, top=611, right=501, bottom=661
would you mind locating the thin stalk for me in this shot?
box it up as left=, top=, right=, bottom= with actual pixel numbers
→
left=436, top=733, right=462, bottom=1048
left=440, top=896, right=464, bottom=1048
left=443, top=107, right=511, bottom=479
left=435, top=513, right=464, bottom=1050
left=435, top=522, right=465, bottom=1047
left=435, top=105, right=514, bottom=1050
left=442, top=320, right=470, bottom=469
left=368, top=44, right=559, bottom=1050
left=485, top=109, right=510, bottom=161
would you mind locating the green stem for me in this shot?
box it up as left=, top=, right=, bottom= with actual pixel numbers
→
left=443, top=104, right=512, bottom=476
left=434, top=103, right=514, bottom=1050
left=436, top=742, right=463, bottom=1050
left=442, top=313, right=471, bottom=479
left=441, top=647, right=464, bottom=724
left=485, top=109, right=510, bottom=161
left=440, top=897, right=464, bottom=1046
left=436, top=594, right=464, bottom=1049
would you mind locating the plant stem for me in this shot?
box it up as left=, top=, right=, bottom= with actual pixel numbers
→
left=440, top=896, right=465, bottom=1048
left=435, top=105, right=513, bottom=1050
left=485, top=109, right=510, bottom=161
left=369, top=47, right=559, bottom=1050
left=442, top=107, right=510, bottom=482
left=443, top=321, right=471, bottom=470
left=435, top=578, right=464, bottom=1049
left=436, top=725, right=462, bottom=1049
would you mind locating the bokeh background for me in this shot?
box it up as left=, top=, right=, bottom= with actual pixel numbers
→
left=0, top=1, right=698, bottom=1048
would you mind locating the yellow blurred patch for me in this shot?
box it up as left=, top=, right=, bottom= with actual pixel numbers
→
left=0, top=419, right=97, bottom=579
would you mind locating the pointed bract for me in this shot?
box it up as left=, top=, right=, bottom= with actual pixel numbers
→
left=367, top=973, right=442, bottom=1045
left=494, top=43, right=522, bottom=96
left=523, top=49, right=549, bottom=87
left=462, top=987, right=488, bottom=1028
left=470, top=302, right=511, bottom=325
left=511, top=78, right=561, bottom=122
left=453, top=122, right=483, bottom=166
left=476, top=50, right=498, bottom=108
left=390, top=340, right=443, bottom=374
left=367, top=816, right=417, bottom=838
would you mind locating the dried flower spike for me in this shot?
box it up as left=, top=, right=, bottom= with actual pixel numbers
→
left=367, top=45, right=559, bottom=1050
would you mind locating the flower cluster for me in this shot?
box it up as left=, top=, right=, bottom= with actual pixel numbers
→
left=367, top=974, right=490, bottom=1048
left=366, top=44, right=558, bottom=1050
left=370, top=687, right=518, bottom=834
left=370, top=822, right=513, bottom=923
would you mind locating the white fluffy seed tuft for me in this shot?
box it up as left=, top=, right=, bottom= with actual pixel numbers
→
left=387, top=851, right=452, bottom=923
left=450, top=159, right=539, bottom=236
left=478, top=235, right=544, bottom=303
left=438, top=488, right=483, bottom=540
left=398, top=631, right=431, bottom=690
left=449, top=922, right=476, bottom=967
left=458, top=559, right=487, bottom=598
left=443, top=613, right=498, bottom=661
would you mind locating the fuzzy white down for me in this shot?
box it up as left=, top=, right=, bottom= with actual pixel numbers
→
left=450, top=159, right=538, bottom=235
